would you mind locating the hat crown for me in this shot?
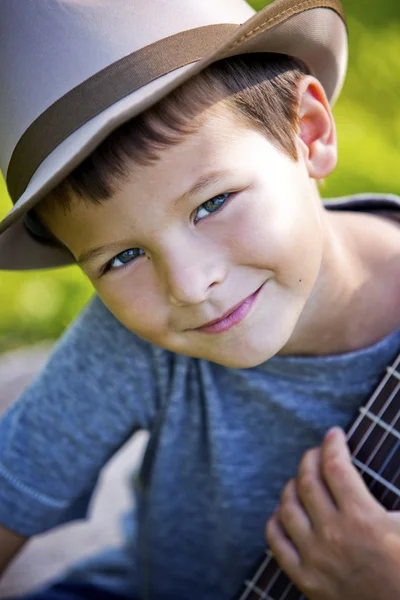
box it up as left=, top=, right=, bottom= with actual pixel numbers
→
left=0, top=0, right=254, bottom=179
left=0, top=0, right=347, bottom=270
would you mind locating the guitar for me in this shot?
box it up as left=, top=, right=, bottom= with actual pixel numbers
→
left=235, top=350, right=400, bottom=600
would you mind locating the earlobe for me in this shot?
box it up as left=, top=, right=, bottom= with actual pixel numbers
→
left=297, top=77, right=338, bottom=179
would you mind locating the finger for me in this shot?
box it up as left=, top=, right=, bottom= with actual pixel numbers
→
left=389, top=511, right=400, bottom=524
left=279, top=478, right=312, bottom=548
left=384, top=512, right=400, bottom=554
left=266, top=512, right=301, bottom=582
left=322, top=427, right=379, bottom=512
left=296, top=447, right=337, bottom=528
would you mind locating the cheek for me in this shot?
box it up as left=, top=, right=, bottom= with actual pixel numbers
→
left=95, top=275, right=168, bottom=341
left=223, top=193, right=322, bottom=283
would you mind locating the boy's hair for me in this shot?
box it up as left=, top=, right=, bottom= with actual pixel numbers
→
left=34, top=53, right=308, bottom=219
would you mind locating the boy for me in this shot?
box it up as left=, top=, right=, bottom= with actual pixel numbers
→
left=0, top=0, right=400, bottom=599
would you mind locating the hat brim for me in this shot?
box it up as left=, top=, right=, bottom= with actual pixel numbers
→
left=0, top=0, right=347, bottom=270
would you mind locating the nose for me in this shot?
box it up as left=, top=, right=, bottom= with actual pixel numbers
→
left=158, top=236, right=227, bottom=307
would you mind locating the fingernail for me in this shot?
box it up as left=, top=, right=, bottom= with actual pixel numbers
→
left=326, top=426, right=341, bottom=439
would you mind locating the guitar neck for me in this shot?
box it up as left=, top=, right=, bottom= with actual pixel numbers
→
left=236, top=351, right=400, bottom=600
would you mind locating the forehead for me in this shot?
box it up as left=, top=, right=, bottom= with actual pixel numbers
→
left=106, top=108, right=284, bottom=227
left=124, top=108, right=246, bottom=190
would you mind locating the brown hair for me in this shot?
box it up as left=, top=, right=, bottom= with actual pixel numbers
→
left=35, top=53, right=308, bottom=219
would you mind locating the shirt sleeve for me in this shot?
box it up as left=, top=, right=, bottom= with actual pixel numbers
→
left=0, top=295, right=158, bottom=536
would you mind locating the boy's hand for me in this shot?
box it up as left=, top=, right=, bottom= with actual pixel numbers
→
left=266, top=427, right=400, bottom=600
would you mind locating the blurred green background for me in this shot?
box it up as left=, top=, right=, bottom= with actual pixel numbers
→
left=1, top=0, right=399, bottom=353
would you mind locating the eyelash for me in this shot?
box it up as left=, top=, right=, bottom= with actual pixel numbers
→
left=101, top=192, right=233, bottom=275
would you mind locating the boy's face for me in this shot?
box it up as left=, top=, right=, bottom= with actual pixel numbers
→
left=42, top=106, right=326, bottom=368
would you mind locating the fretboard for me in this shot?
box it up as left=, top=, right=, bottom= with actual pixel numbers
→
left=235, top=351, right=400, bottom=600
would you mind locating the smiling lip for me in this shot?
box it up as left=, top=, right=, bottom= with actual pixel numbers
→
left=194, top=283, right=265, bottom=335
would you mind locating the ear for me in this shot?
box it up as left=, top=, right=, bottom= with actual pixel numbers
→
left=296, top=76, right=337, bottom=179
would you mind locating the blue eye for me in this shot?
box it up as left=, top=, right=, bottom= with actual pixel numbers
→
left=107, top=248, right=144, bottom=272
left=194, top=193, right=230, bottom=222
left=102, top=192, right=232, bottom=275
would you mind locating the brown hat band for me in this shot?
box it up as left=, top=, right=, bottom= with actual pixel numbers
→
left=7, top=23, right=238, bottom=205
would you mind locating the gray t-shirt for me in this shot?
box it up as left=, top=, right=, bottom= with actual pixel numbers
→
left=0, top=194, right=399, bottom=599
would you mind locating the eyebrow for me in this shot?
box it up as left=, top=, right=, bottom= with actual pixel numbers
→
left=174, top=168, right=234, bottom=207
left=77, top=168, right=234, bottom=268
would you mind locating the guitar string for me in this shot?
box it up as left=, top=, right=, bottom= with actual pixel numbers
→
left=240, top=551, right=274, bottom=600
left=367, top=414, right=400, bottom=501
left=263, top=555, right=306, bottom=600
left=258, top=551, right=292, bottom=600
left=346, top=354, right=400, bottom=442
left=347, top=363, right=400, bottom=455
left=258, top=556, right=281, bottom=597
left=373, top=370, right=400, bottom=507
left=389, top=474, right=400, bottom=509
left=380, top=435, right=400, bottom=508
left=241, top=546, right=298, bottom=600
left=381, top=451, right=400, bottom=508
left=274, top=576, right=297, bottom=600
left=268, top=568, right=299, bottom=600
left=371, top=437, right=400, bottom=500
left=350, top=378, right=400, bottom=496
left=346, top=359, right=400, bottom=489
left=241, top=553, right=298, bottom=600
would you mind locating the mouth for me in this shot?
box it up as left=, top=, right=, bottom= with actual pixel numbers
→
left=194, top=282, right=265, bottom=335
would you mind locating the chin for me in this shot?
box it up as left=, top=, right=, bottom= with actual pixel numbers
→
left=212, top=353, right=274, bottom=369
left=204, top=342, right=285, bottom=369
left=203, top=324, right=296, bottom=369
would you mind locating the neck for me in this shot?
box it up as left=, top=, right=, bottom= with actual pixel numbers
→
left=281, top=208, right=400, bottom=356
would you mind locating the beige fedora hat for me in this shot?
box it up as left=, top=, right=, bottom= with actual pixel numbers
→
left=0, top=0, right=347, bottom=271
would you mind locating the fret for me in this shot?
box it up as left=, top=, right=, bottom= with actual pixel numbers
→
left=347, top=378, right=400, bottom=455
left=381, top=462, right=400, bottom=508
left=352, top=456, right=400, bottom=498
left=348, top=416, right=398, bottom=465
left=235, top=353, right=400, bottom=600
left=347, top=422, right=387, bottom=493
left=359, top=407, right=400, bottom=441
left=346, top=363, right=400, bottom=504
left=239, top=551, right=273, bottom=600
left=356, top=400, right=400, bottom=507
left=392, top=482, right=400, bottom=510
left=240, top=581, right=305, bottom=600
left=236, top=550, right=303, bottom=600
left=374, top=443, right=400, bottom=509
left=346, top=373, right=400, bottom=496
left=263, top=569, right=296, bottom=599
left=353, top=407, right=400, bottom=483
left=259, top=553, right=279, bottom=597
left=387, top=366, right=400, bottom=381
left=347, top=354, right=400, bottom=441
left=243, top=580, right=272, bottom=599
left=368, top=379, right=400, bottom=431
left=380, top=458, right=400, bottom=510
